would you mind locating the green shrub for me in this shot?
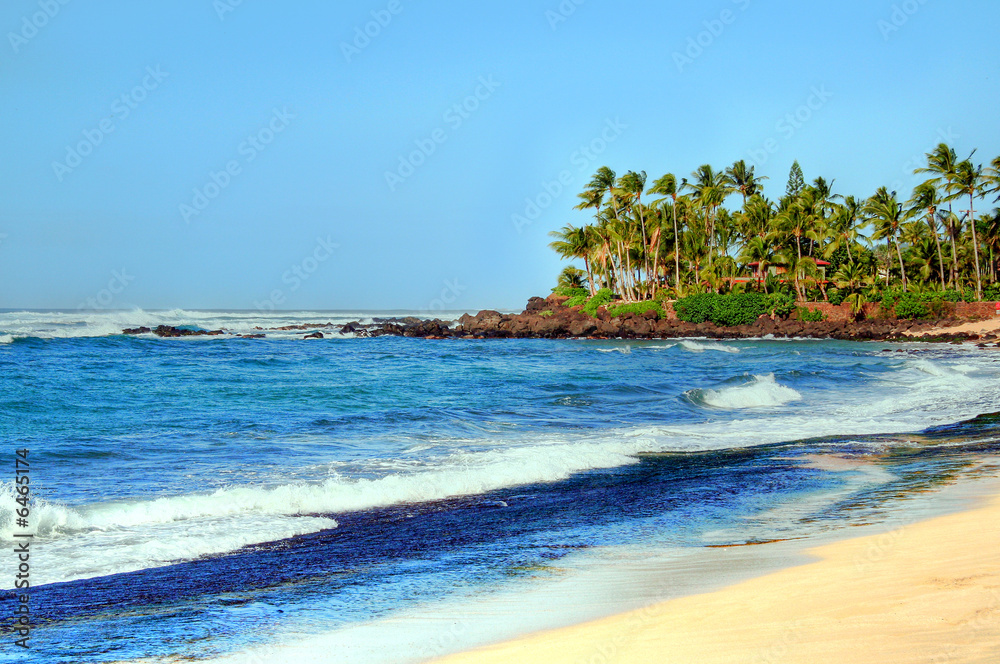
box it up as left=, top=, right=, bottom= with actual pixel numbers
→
left=563, top=295, right=588, bottom=308
left=582, top=288, right=614, bottom=317
left=608, top=301, right=665, bottom=319
left=552, top=286, right=588, bottom=298
left=673, top=293, right=715, bottom=323
left=673, top=292, right=796, bottom=327
left=895, top=294, right=930, bottom=319
left=827, top=288, right=846, bottom=306
left=797, top=307, right=825, bottom=322
left=869, top=288, right=992, bottom=318
left=539, top=310, right=554, bottom=318
left=766, top=293, right=797, bottom=318
left=653, top=288, right=675, bottom=302
left=711, top=293, right=768, bottom=326
left=879, top=288, right=902, bottom=310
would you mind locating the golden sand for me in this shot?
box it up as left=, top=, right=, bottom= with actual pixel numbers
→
left=433, top=489, right=1000, bottom=664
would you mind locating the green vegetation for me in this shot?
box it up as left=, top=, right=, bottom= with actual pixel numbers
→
left=797, top=307, right=825, bottom=322
left=607, top=301, right=665, bottom=319
left=875, top=288, right=987, bottom=319
left=893, top=295, right=929, bottom=320
left=549, top=144, right=1000, bottom=311
left=674, top=293, right=795, bottom=327
left=552, top=286, right=588, bottom=298
left=582, top=288, right=614, bottom=317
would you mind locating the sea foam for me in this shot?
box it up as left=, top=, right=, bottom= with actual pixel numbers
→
left=679, top=340, right=740, bottom=354
left=693, top=374, right=802, bottom=409
left=0, top=442, right=642, bottom=586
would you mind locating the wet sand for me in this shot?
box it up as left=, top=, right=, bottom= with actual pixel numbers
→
left=433, top=482, right=1000, bottom=664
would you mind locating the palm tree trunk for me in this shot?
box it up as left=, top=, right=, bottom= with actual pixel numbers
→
left=649, top=225, right=662, bottom=300
left=604, top=250, right=616, bottom=294
left=948, top=205, right=959, bottom=287
left=637, top=204, right=650, bottom=297
left=672, top=200, right=681, bottom=291
left=895, top=236, right=907, bottom=291
left=929, top=212, right=946, bottom=290
left=969, top=194, right=983, bottom=299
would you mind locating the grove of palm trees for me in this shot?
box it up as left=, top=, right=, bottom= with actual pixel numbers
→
left=549, top=144, right=1000, bottom=317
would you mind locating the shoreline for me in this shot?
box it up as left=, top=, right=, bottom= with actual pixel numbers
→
left=431, top=472, right=1000, bottom=664
left=113, top=296, right=1000, bottom=343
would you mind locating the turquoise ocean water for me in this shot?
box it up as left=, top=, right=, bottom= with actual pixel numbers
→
left=1, top=309, right=999, bottom=663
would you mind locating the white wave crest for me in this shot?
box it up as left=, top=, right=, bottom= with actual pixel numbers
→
left=596, top=346, right=631, bottom=354
left=698, top=374, right=802, bottom=409
left=0, top=335, right=14, bottom=344
left=679, top=340, right=740, bottom=354
left=0, top=309, right=459, bottom=341
left=910, top=359, right=975, bottom=378
left=0, top=442, right=640, bottom=586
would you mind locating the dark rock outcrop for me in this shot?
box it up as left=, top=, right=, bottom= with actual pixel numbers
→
left=121, top=296, right=993, bottom=343
left=151, top=325, right=224, bottom=338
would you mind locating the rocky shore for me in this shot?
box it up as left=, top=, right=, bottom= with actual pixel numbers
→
left=121, top=295, right=998, bottom=344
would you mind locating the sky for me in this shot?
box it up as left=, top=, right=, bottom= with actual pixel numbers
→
left=1, top=0, right=999, bottom=312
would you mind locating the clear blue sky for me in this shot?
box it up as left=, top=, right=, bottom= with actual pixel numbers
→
left=2, top=0, right=998, bottom=311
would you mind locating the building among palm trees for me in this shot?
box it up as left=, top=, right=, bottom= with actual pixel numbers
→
left=738, top=259, right=832, bottom=285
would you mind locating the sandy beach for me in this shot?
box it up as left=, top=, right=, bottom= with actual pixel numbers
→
left=433, top=479, right=1000, bottom=664
left=908, top=315, right=1000, bottom=338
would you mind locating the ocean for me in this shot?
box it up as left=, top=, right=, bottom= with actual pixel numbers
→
left=1, top=309, right=999, bottom=663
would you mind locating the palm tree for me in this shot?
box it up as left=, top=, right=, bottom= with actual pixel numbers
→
left=724, top=160, right=767, bottom=207
left=557, top=266, right=586, bottom=289
left=949, top=160, right=986, bottom=298
left=618, top=171, right=649, bottom=294
left=584, top=167, right=617, bottom=208
left=648, top=173, right=682, bottom=291
left=739, top=235, right=774, bottom=290
left=825, top=195, right=865, bottom=264
left=866, top=187, right=908, bottom=291
left=548, top=224, right=596, bottom=295
left=741, top=195, right=775, bottom=240
left=980, top=209, right=1000, bottom=283
left=916, top=143, right=961, bottom=284
left=685, top=165, right=732, bottom=279
left=833, top=261, right=872, bottom=293
left=987, top=156, right=1000, bottom=202
left=906, top=182, right=947, bottom=289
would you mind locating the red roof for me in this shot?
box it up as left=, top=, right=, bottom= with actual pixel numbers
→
left=748, top=260, right=831, bottom=267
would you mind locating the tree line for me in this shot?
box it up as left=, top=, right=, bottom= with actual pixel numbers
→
left=549, top=144, right=1000, bottom=308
